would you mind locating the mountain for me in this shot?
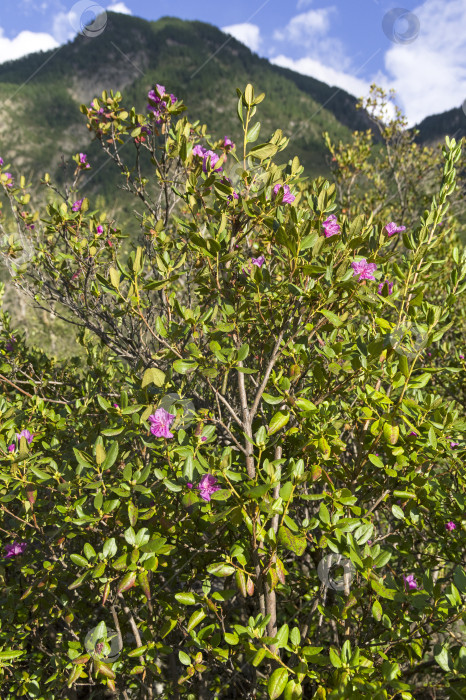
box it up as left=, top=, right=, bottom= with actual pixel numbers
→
left=414, top=105, right=466, bottom=145
left=0, top=12, right=377, bottom=205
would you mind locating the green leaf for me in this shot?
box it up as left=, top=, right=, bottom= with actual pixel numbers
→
left=427, top=426, right=437, bottom=449
left=246, top=122, right=261, bottom=143
left=117, top=571, right=136, bottom=594
left=70, top=554, right=88, bottom=567
left=372, top=599, right=383, bottom=621
left=383, top=422, right=399, bottom=445
left=173, top=359, right=198, bottom=374
left=368, top=454, right=384, bottom=468
left=262, top=393, right=284, bottom=405
left=224, top=632, right=239, bottom=645
left=284, top=680, right=303, bottom=700
left=320, top=310, right=343, bottom=327
left=207, top=563, right=235, bottom=577
left=294, top=398, right=317, bottom=412
left=373, top=550, right=392, bottom=568
left=268, top=668, right=289, bottom=699
left=391, top=504, right=405, bottom=520
left=0, top=649, right=25, bottom=661
left=142, top=367, right=166, bottom=388
left=268, top=411, right=290, bottom=435
left=237, top=343, right=250, bottom=361
left=276, top=624, right=289, bottom=649
left=252, top=648, right=267, bottom=667
left=249, top=143, right=279, bottom=161
left=319, top=502, right=330, bottom=525
left=329, top=647, right=342, bottom=668
left=434, top=645, right=451, bottom=673
left=187, top=609, right=206, bottom=632
left=28, top=465, right=52, bottom=481
left=178, top=650, right=191, bottom=666
left=175, top=592, right=197, bottom=605
left=102, top=441, right=118, bottom=470
left=244, top=83, right=254, bottom=106
left=73, top=448, right=93, bottom=469
left=95, top=444, right=106, bottom=466
left=278, top=526, right=306, bottom=556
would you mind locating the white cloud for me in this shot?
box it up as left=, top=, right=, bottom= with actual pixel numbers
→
left=0, top=0, right=132, bottom=65
left=270, top=0, right=466, bottom=125
left=274, top=8, right=334, bottom=45
left=0, top=27, right=59, bottom=64
left=297, top=0, right=314, bottom=8
left=221, top=22, right=261, bottom=53
left=270, top=54, right=370, bottom=100
left=52, top=1, right=132, bottom=44
left=379, top=0, right=466, bottom=125
left=107, top=2, right=132, bottom=14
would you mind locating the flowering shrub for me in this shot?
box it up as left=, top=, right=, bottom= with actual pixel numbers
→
left=0, top=82, right=465, bottom=699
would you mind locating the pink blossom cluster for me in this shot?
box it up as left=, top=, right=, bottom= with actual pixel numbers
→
left=192, top=145, right=223, bottom=173
left=273, top=183, right=295, bottom=204
left=8, top=428, right=33, bottom=453
left=322, top=214, right=340, bottom=238
left=147, top=84, right=177, bottom=124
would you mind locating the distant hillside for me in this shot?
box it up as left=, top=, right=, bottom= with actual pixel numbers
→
left=0, top=12, right=378, bottom=205
left=414, top=105, right=466, bottom=144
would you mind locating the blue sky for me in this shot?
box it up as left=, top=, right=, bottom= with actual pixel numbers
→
left=1, top=0, right=465, bottom=125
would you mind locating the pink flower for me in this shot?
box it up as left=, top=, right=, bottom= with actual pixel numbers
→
left=224, top=137, right=235, bottom=151
left=459, top=354, right=464, bottom=359
left=351, top=259, right=378, bottom=281
left=16, top=429, right=33, bottom=444
left=72, top=198, right=84, bottom=212
left=78, top=153, right=90, bottom=168
left=148, top=408, right=176, bottom=439
left=187, top=482, right=193, bottom=489
left=4, top=542, right=27, bottom=558
left=113, top=403, right=119, bottom=409
left=198, top=474, right=220, bottom=502
left=201, top=436, right=207, bottom=442
left=3, top=172, right=14, bottom=188
left=385, top=222, right=406, bottom=237
left=8, top=444, right=15, bottom=453
left=192, top=144, right=206, bottom=158
left=409, top=431, right=418, bottom=437
left=147, top=85, right=171, bottom=123
left=0, top=157, right=3, bottom=165
left=377, top=280, right=394, bottom=295
left=242, top=256, right=266, bottom=275
left=322, top=214, right=340, bottom=238
left=450, top=441, right=459, bottom=448
left=403, top=574, right=418, bottom=590
left=202, top=150, right=222, bottom=173
left=96, top=225, right=104, bottom=234
left=445, top=521, right=456, bottom=531
left=273, top=183, right=295, bottom=204
left=6, top=335, right=16, bottom=352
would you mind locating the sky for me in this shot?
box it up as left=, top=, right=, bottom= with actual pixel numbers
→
left=0, top=0, right=465, bottom=126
